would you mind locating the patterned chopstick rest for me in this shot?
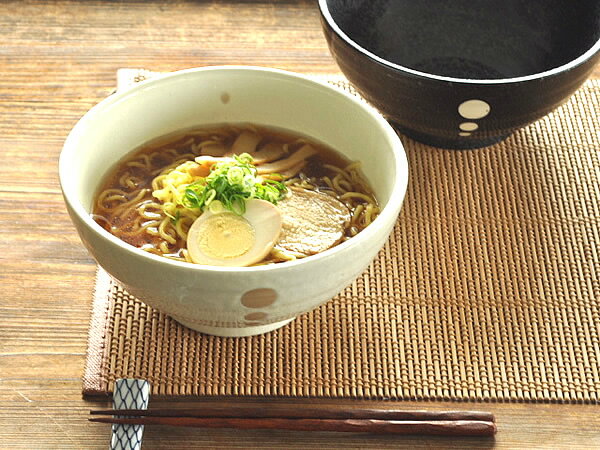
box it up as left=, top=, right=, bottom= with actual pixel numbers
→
left=111, top=378, right=150, bottom=450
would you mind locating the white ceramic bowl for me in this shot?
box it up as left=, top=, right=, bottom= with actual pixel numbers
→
left=60, top=66, right=408, bottom=337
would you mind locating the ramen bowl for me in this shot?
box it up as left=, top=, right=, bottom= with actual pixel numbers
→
left=60, top=66, right=408, bottom=337
left=319, top=0, right=600, bottom=149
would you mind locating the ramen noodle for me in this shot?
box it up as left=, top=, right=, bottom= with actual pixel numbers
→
left=93, top=124, right=379, bottom=266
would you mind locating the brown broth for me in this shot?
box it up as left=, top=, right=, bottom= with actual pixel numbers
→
left=93, top=123, right=377, bottom=263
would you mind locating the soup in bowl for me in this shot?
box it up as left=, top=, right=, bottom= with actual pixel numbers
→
left=60, top=66, right=408, bottom=336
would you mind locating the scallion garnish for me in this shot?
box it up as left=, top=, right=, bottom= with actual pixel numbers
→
left=181, top=153, right=287, bottom=214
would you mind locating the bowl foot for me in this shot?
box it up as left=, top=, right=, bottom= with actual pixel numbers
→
left=393, top=124, right=510, bottom=150
left=174, top=317, right=296, bottom=337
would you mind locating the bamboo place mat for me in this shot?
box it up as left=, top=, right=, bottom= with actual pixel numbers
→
left=83, top=70, right=600, bottom=403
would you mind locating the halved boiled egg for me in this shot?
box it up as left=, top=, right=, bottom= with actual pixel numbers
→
left=186, top=199, right=282, bottom=267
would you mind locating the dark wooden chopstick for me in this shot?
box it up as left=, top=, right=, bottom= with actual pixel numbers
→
left=89, top=408, right=496, bottom=436
left=89, top=416, right=495, bottom=436
left=90, top=407, right=494, bottom=422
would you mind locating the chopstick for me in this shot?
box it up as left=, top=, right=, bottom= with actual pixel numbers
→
left=89, top=407, right=496, bottom=436
left=91, top=406, right=494, bottom=421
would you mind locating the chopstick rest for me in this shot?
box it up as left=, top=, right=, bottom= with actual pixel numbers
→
left=91, top=406, right=496, bottom=437
left=109, top=379, right=150, bottom=450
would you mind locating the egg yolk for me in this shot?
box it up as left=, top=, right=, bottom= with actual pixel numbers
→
left=192, top=213, right=255, bottom=259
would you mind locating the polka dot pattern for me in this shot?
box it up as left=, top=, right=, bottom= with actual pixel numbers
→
left=241, top=288, right=278, bottom=308
left=457, top=99, right=491, bottom=136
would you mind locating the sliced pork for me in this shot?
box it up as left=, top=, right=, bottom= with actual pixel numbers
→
left=276, top=187, right=351, bottom=256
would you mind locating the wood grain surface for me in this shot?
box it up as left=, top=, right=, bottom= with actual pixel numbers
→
left=0, top=1, right=599, bottom=448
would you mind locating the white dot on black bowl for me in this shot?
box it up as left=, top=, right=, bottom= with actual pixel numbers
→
left=459, top=122, right=479, bottom=131
left=458, top=100, right=490, bottom=119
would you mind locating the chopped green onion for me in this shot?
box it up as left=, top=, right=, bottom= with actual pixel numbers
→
left=227, top=166, right=244, bottom=185
left=208, top=200, right=224, bottom=214
left=204, top=189, right=217, bottom=206
left=178, top=154, right=287, bottom=215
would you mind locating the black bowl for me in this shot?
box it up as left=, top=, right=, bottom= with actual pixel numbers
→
left=319, top=0, right=600, bottom=149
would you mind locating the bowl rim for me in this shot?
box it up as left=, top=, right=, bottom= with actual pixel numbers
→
left=60, top=65, right=409, bottom=274
left=318, top=0, right=600, bottom=85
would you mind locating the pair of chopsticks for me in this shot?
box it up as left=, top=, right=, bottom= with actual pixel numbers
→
left=90, top=406, right=496, bottom=436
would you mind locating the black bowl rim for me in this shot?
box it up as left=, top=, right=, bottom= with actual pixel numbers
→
left=318, top=0, right=600, bottom=85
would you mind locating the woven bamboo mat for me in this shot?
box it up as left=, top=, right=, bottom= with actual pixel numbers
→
left=83, top=70, right=600, bottom=403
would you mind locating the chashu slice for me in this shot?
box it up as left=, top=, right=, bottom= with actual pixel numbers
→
left=276, top=187, right=351, bottom=256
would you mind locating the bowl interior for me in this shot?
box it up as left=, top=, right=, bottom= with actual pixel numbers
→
left=326, top=0, right=600, bottom=79
left=61, top=68, right=403, bottom=223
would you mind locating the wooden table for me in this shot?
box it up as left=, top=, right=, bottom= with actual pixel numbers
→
left=1, top=1, right=599, bottom=448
